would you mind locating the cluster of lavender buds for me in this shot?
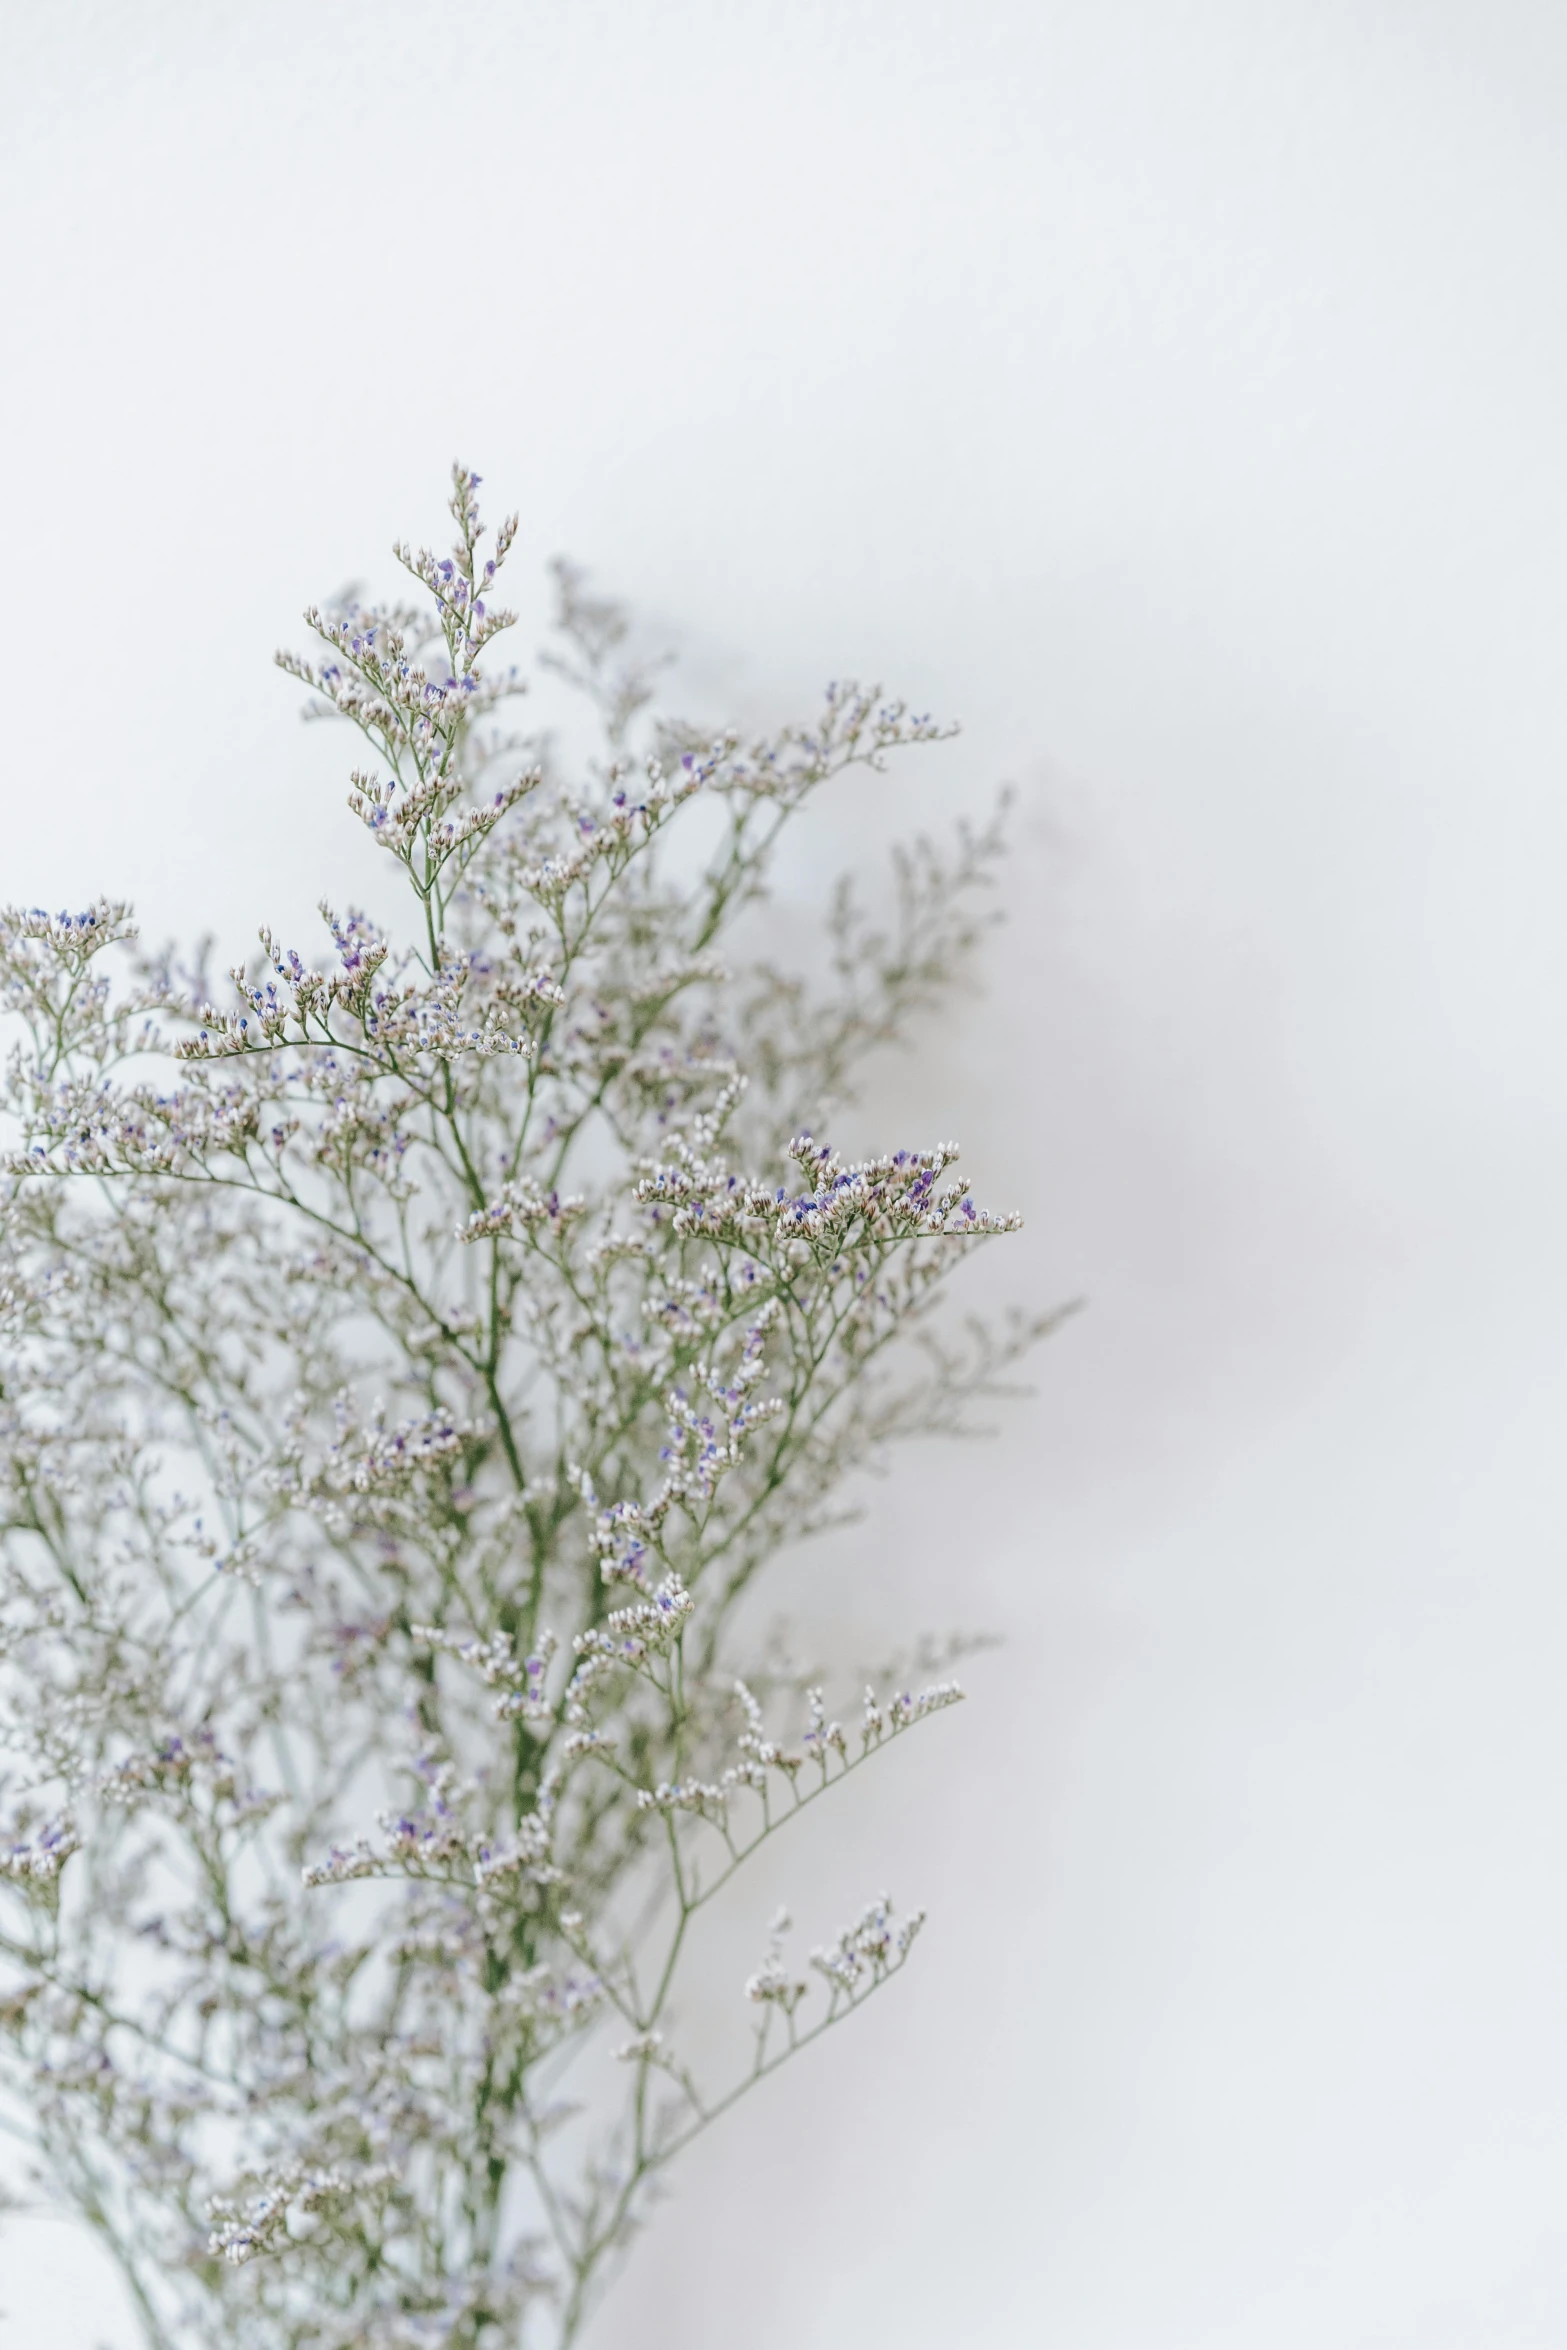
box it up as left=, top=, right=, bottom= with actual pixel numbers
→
left=0, top=466, right=1055, bottom=2350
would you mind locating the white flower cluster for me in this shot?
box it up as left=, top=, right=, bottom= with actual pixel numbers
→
left=1, top=899, right=134, bottom=966
left=458, top=1181, right=588, bottom=1245
left=496, top=1962, right=604, bottom=2025
left=638, top=1131, right=1020, bottom=1249
left=513, top=762, right=702, bottom=907
left=323, top=1398, right=470, bottom=1494
left=0, top=1811, right=78, bottom=1886
left=178, top=917, right=532, bottom=1067
left=810, top=1894, right=926, bottom=1997
left=206, top=2161, right=396, bottom=2267
left=346, top=761, right=539, bottom=866
left=414, top=1622, right=558, bottom=1725
left=96, top=1727, right=281, bottom=1821
left=566, top=1575, right=694, bottom=1715
left=633, top=1673, right=966, bottom=1835
left=861, top=1677, right=966, bottom=1745
left=745, top=1908, right=809, bottom=2017
left=303, top=1760, right=563, bottom=1897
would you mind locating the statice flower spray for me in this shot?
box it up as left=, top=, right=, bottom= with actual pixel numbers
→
left=0, top=469, right=1055, bottom=2349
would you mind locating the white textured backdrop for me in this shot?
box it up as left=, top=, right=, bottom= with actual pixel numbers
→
left=4, top=3, right=1567, bottom=2342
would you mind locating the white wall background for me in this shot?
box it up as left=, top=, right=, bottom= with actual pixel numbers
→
left=4, top=2, right=1567, bottom=2342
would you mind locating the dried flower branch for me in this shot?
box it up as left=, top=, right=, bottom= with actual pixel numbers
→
left=0, top=465, right=1057, bottom=2349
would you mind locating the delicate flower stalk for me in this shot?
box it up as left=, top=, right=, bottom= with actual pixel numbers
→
left=0, top=465, right=1059, bottom=2350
